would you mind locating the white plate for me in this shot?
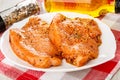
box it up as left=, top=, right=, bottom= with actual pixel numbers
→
left=0, top=12, right=116, bottom=72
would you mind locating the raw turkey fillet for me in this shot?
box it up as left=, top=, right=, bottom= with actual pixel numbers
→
left=49, top=13, right=102, bottom=66
left=9, top=17, right=61, bottom=68
left=9, top=13, right=102, bottom=68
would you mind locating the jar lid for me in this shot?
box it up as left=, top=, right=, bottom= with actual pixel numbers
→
left=0, top=16, right=6, bottom=32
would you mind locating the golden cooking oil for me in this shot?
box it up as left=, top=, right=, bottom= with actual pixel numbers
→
left=43, top=0, right=115, bottom=17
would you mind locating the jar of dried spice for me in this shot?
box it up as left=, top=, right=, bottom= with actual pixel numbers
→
left=0, top=0, right=40, bottom=32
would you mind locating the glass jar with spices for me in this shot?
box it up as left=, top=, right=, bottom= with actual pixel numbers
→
left=0, top=0, right=40, bottom=32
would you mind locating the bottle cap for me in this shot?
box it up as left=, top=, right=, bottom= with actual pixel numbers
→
left=0, top=16, right=6, bottom=32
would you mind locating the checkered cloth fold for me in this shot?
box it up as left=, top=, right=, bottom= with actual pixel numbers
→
left=0, top=13, right=120, bottom=80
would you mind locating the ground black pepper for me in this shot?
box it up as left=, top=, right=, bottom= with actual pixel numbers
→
left=0, top=0, right=40, bottom=32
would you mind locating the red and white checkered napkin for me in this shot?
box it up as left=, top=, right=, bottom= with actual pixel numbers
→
left=0, top=13, right=120, bottom=80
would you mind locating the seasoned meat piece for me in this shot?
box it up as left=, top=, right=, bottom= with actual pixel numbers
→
left=9, top=17, right=61, bottom=68
left=49, top=13, right=101, bottom=66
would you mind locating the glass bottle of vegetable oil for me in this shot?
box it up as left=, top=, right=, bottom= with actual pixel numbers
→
left=43, top=0, right=116, bottom=17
